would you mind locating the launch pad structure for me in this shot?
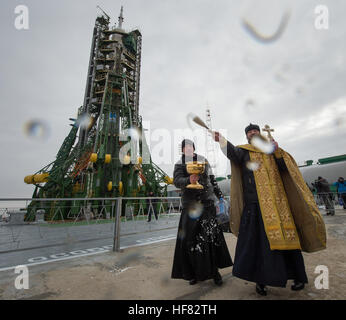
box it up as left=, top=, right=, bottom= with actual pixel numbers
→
left=24, top=8, right=173, bottom=221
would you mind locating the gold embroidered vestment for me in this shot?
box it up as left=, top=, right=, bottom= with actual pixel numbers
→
left=229, top=145, right=326, bottom=253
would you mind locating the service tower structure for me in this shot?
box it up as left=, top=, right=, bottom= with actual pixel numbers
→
left=24, top=8, right=172, bottom=220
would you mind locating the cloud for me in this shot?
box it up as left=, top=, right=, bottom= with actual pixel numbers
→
left=279, top=97, right=346, bottom=144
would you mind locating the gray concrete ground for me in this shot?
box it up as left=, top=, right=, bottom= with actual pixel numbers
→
left=0, top=209, right=345, bottom=300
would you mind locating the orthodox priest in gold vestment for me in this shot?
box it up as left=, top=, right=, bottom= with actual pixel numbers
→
left=213, top=124, right=326, bottom=296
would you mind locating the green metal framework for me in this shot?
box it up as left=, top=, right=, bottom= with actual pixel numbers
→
left=25, top=12, right=171, bottom=221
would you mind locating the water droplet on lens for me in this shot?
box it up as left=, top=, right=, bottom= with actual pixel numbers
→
left=23, top=119, right=49, bottom=140
left=251, top=135, right=275, bottom=154
left=160, top=275, right=170, bottom=286
left=335, top=117, right=346, bottom=129
left=177, top=228, right=186, bottom=240
left=188, top=202, right=203, bottom=220
left=75, top=114, right=93, bottom=129
left=117, top=251, right=141, bottom=267
left=246, top=161, right=260, bottom=171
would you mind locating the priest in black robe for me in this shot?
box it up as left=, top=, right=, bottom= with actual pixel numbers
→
left=171, top=139, right=233, bottom=286
left=213, top=124, right=326, bottom=296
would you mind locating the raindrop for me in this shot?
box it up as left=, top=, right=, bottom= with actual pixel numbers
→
left=251, top=135, right=275, bottom=154
left=246, top=161, right=260, bottom=171
left=128, top=127, right=141, bottom=141
left=245, top=99, right=256, bottom=112
left=177, top=228, right=186, bottom=240
left=335, top=116, right=346, bottom=129
left=242, top=10, right=291, bottom=44
left=75, top=113, right=93, bottom=129
left=274, top=73, right=286, bottom=84
left=160, top=275, right=171, bottom=286
left=23, top=119, right=50, bottom=140
left=117, top=251, right=141, bottom=268
left=187, top=202, right=203, bottom=220
left=295, top=87, right=304, bottom=95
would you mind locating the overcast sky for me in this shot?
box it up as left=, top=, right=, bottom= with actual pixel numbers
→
left=1, top=0, right=346, bottom=197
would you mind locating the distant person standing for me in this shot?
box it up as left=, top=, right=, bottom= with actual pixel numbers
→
left=333, top=177, right=346, bottom=209
left=314, top=177, right=335, bottom=216
left=147, top=191, right=158, bottom=222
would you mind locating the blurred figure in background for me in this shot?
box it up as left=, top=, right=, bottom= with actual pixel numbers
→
left=333, top=177, right=346, bottom=209
left=147, top=191, right=158, bottom=222
left=313, top=176, right=335, bottom=216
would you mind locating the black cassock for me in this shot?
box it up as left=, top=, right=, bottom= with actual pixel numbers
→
left=233, top=202, right=308, bottom=287
left=222, top=140, right=308, bottom=287
left=171, top=154, right=233, bottom=282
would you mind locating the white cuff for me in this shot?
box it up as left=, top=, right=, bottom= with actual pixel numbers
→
left=219, top=136, right=227, bottom=148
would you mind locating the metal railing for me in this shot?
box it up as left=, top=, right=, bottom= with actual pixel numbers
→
left=1, top=193, right=343, bottom=256
left=0, top=197, right=182, bottom=254
left=312, top=192, right=346, bottom=211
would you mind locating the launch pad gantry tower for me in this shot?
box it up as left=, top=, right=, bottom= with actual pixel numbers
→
left=24, top=8, right=172, bottom=220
